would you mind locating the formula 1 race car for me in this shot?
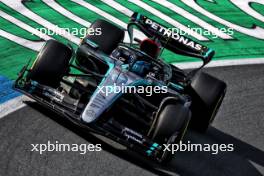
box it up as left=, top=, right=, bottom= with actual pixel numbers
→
left=14, top=12, right=226, bottom=162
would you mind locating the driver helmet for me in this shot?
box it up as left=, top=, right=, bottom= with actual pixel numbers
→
left=140, top=38, right=160, bottom=59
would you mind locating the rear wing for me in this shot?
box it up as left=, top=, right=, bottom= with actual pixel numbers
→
left=128, top=12, right=214, bottom=64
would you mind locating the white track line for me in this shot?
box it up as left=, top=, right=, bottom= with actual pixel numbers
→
left=174, top=58, right=264, bottom=69
left=70, top=0, right=146, bottom=42
left=71, top=0, right=127, bottom=28
left=0, top=10, right=52, bottom=41
left=100, top=0, right=133, bottom=16
left=1, top=0, right=81, bottom=44
left=0, top=96, right=27, bottom=119
left=230, top=0, right=264, bottom=24
left=181, top=0, right=264, bottom=39
left=0, top=29, right=43, bottom=51
left=43, top=0, right=145, bottom=42
left=42, top=0, right=91, bottom=27
left=150, top=0, right=232, bottom=39
left=128, top=0, right=208, bottom=41
left=71, top=0, right=130, bottom=42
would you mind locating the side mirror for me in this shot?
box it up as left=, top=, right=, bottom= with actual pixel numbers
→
left=127, top=23, right=134, bottom=46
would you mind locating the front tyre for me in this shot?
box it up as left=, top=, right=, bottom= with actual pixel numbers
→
left=27, top=40, right=72, bottom=88
left=149, top=98, right=191, bottom=163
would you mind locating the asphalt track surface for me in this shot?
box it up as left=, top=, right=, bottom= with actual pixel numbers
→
left=0, top=64, right=264, bottom=176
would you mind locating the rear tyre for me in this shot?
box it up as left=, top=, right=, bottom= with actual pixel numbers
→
left=27, top=40, right=72, bottom=88
left=188, top=71, right=227, bottom=132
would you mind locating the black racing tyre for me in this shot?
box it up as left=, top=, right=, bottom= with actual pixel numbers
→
left=27, top=40, right=72, bottom=87
left=150, top=98, right=191, bottom=162
left=76, top=19, right=125, bottom=73
left=80, top=19, right=125, bottom=55
left=188, top=71, right=227, bottom=132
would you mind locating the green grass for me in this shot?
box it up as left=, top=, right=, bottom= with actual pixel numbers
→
left=0, top=0, right=263, bottom=79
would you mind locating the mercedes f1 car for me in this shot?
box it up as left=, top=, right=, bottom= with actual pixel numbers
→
left=14, top=12, right=226, bottom=162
